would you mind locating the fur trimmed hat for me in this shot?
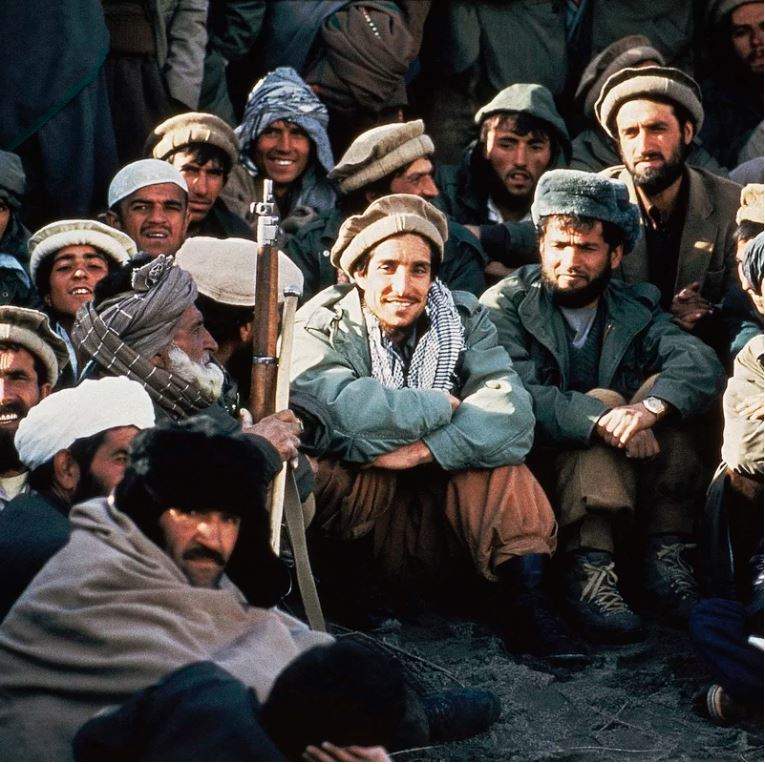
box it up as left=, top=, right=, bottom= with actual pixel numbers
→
left=114, top=415, right=290, bottom=607
left=531, top=169, right=642, bottom=253
left=595, top=65, right=704, bottom=139
left=0, top=306, right=69, bottom=386
left=28, top=219, right=137, bottom=288
left=576, top=36, right=665, bottom=119
left=147, top=112, right=239, bottom=168
left=330, top=194, right=448, bottom=277
left=176, top=236, right=304, bottom=305
left=736, top=183, right=764, bottom=225
left=328, top=120, right=435, bottom=194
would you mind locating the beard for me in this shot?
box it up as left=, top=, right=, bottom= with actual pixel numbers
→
left=486, top=162, right=534, bottom=215
left=0, top=401, right=29, bottom=473
left=167, top=344, right=225, bottom=401
left=626, top=143, right=685, bottom=196
left=542, top=261, right=613, bottom=308
left=71, top=469, right=110, bottom=505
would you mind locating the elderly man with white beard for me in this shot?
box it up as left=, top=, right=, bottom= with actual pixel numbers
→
left=71, top=253, right=303, bottom=467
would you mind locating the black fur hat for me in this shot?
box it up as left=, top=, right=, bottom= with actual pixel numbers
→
left=115, top=415, right=290, bottom=606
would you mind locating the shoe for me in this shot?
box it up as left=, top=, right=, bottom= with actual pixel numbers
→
left=694, top=683, right=747, bottom=725
left=420, top=688, right=501, bottom=743
left=644, top=534, right=700, bottom=624
left=497, top=555, right=590, bottom=663
left=564, top=550, right=644, bottom=642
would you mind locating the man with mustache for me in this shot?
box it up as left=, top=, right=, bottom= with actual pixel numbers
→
left=147, top=112, right=253, bottom=240
left=0, top=307, right=68, bottom=511
left=0, top=376, right=155, bottom=620
left=436, top=84, right=570, bottom=281
left=105, top=159, right=191, bottom=259
left=596, top=67, right=742, bottom=346
left=482, top=170, right=726, bottom=641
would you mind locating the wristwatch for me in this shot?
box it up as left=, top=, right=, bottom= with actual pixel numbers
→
left=642, top=396, right=668, bottom=416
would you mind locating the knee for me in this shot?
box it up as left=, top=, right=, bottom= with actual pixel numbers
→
left=586, top=388, right=627, bottom=408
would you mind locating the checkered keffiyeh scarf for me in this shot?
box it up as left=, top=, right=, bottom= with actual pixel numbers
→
left=72, top=256, right=214, bottom=420
left=365, top=279, right=464, bottom=392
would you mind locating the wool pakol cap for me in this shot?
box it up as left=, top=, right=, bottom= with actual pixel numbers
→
left=148, top=112, right=239, bottom=167
left=108, top=159, right=189, bottom=209
left=328, top=120, right=435, bottom=194
left=576, top=35, right=665, bottom=118
left=710, top=0, right=755, bottom=25
left=736, top=184, right=765, bottom=225
left=14, top=376, right=155, bottom=472
left=595, top=65, right=704, bottom=139
left=28, top=219, right=137, bottom=284
left=531, top=169, right=642, bottom=253
left=331, top=194, right=448, bottom=276
left=175, top=236, right=304, bottom=305
left=0, top=306, right=69, bottom=386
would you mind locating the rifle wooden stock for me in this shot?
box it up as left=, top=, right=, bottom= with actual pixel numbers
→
left=249, top=241, right=280, bottom=421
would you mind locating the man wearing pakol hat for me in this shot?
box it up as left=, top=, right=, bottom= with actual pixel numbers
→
left=699, top=0, right=763, bottom=171
left=0, top=377, right=154, bottom=621
left=723, top=184, right=765, bottom=357
left=436, top=84, right=571, bottom=281
left=292, top=193, right=584, bottom=662
left=570, top=36, right=727, bottom=177
left=72, top=254, right=304, bottom=471
left=286, top=119, right=487, bottom=302
left=222, top=67, right=336, bottom=233
left=147, top=112, right=252, bottom=240
left=482, top=169, right=727, bottom=641
left=176, top=236, right=304, bottom=402
left=105, top=158, right=190, bottom=259
left=597, top=65, right=742, bottom=347
left=0, top=307, right=68, bottom=511
left=28, top=219, right=136, bottom=381
left=0, top=417, right=331, bottom=760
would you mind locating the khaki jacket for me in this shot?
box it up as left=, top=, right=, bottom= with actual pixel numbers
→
left=601, top=165, right=741, bottom=304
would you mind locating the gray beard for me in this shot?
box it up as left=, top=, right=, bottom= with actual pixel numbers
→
left=168, top=345, right=225, bottom=401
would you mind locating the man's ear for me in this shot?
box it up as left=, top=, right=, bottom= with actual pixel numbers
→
left=610, top=243, right=624, bottom=271
left=52, top=449, right=81, bottom=495
left=364, top=190, right=378, bottom=205
left=39, top=382, right=52, bottom=400
left=238, top=321, right=254, bottom=344
left=682, top=121, right=694, bottom=148
left=151, top=347, right=169, bottom=369
left=181, top=204, right=191, bottom=237
left=105, top=209, right=121, bottom=229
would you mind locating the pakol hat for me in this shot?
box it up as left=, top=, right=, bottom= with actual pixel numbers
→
left=28, top=219, right=136, bottom=287
left=175, top=236, right=304, bottom=305
left=531, top=169, right=642, bottom=253
left=576, top=36, right=665, bottom=119
left=736, top=183, right=765, bottom=225
left=595, top=65, right=704, bottom=139
left=329, top=120, right=434, bottom=194
left=147, top=112, right=239, bottom=168
left=0, top=306, right=69, bottom=386
left=331, top=194, right=448, bottom=277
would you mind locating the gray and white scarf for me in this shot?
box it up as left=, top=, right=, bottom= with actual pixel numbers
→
left=365, top=280, right=464, bottom=392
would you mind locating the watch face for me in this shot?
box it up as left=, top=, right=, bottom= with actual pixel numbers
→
left=644, top=397, right=664, bottom=414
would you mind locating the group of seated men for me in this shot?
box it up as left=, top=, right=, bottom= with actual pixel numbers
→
left=0, top=53, right=761, bottom=760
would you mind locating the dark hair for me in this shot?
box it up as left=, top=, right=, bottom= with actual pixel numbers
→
left=165, top=142, right=232, bottom=180
left=537, top=213, right=625, bottom=252
left=0, top=341, right=48, bottom=386
left=261, top=642, right=407, bottom=760
left=735, top=219, right=764, bottom=246
left=339, top=171, right=401, bottom=217
left=28, top=430, right=107, bottom=494
left=480, top=111, right=560, bottom=163
left=351, top=238, right=441, bottom=279
left=195, top=293, right=253, bottom=345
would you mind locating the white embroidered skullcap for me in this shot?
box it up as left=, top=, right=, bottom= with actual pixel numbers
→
left=15, top=376, right=156, bottom=471
left=108, top=159, right=188, bottom=209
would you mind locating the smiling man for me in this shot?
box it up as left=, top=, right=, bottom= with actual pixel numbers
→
left=148, top=112, right=253, bottom=240
left=105, top=158, right=191, bottom=258
left=291, top=193, right=582, bottom=662
left=482, top=169, right=726, bottom=640
left=596, top=66, right=741, bottom=348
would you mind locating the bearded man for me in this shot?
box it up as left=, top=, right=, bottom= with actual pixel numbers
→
left=481, top=170, right=726, bottom=641
left=596, top=66, right=741, bottom=345
left=0, top=306, right=68, bottom=510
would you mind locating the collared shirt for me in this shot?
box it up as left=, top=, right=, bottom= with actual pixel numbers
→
left=639, top=174, right=689, bottom=310
left=0, top=472, right=29, bottom=512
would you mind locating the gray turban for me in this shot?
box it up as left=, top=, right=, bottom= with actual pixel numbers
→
left=742, top=232, right=764, bottom=291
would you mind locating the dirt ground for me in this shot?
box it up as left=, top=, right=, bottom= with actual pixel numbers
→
left=348, top=612, right=764, bottom=762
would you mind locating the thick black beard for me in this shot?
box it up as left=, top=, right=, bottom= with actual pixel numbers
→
left=0, top=427, right=22, bottom=473
left=628, top=143, right=685, bottom=196
left=71, top=468, right=110, bottom=505
left=542, top=262, right=612, bottom=309
left=486, top=160, right=534, bottom=215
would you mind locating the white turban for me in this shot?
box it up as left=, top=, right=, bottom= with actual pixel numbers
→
left=108, top=159, right=188, bottom=209
left=15, top=377, right=156, bottom=471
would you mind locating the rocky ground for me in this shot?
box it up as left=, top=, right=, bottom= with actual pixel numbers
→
left=335, top=612, right=763, bottom=762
